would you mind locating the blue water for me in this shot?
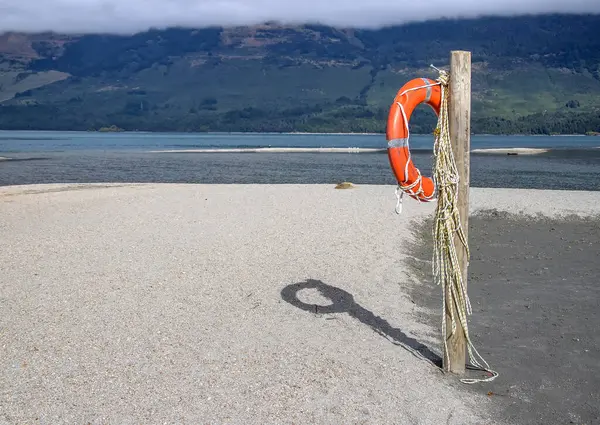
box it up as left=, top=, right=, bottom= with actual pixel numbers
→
left=2, top=131, right=600, bottom=152
left=1, top=131, right=599, bottom=190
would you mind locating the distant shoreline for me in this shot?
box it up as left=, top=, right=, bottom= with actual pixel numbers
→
left=149, top=147, right=386, bottom=153
left=0, top=129, right=597, bottom=137
left=149, top=146, right=599, bottom=155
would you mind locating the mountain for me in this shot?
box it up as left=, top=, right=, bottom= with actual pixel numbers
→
left=1, top=14, right=600, bottom=134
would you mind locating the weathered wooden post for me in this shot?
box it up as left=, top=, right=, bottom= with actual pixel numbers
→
left=444, top=50, right=471, bottom=374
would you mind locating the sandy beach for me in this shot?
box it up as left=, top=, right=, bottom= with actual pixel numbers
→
left=1, top=183, right=599, bottom=424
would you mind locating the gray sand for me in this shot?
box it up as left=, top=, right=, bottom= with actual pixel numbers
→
left=407, top=207, right=600, bottom=424
left=1, top=183, right=599, bottom=424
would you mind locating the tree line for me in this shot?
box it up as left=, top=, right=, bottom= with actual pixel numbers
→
left=1, top=103, right=598, bottom=135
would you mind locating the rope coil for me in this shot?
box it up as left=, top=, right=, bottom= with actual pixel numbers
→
left=431, top=67, right=498, bottom=383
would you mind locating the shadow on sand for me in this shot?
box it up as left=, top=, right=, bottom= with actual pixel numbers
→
left=281, top=279, right=442, bottom=368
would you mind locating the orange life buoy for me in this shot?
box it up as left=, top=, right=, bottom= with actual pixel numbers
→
left=386, top=78, right=441, bottom=202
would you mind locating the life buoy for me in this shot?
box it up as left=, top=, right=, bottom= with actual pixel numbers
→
left=386, top=78, right=441, bottom=202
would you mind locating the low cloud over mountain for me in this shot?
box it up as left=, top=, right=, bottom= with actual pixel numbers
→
left=2, top=0, right=600, bottom=34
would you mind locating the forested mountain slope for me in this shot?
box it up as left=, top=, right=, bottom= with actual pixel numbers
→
left=1, top=14, right=599, bottom=134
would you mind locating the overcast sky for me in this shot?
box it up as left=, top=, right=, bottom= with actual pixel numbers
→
left=1, top=0, right=599, bottom=34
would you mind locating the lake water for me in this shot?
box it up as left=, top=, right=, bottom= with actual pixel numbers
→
left=1, top=131, right=599, bottom=190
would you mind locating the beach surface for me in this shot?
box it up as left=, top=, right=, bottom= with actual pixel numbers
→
left=1, top=183, right=599, bottom=425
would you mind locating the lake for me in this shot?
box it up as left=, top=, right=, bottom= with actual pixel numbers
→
left=1, top=131, right=599, bottom=190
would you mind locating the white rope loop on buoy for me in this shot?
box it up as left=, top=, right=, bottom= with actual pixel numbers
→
left=392, top=78, right=440, bottom=210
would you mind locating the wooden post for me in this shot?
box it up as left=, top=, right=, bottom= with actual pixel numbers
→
left=444, top=50, right=471, bottom=374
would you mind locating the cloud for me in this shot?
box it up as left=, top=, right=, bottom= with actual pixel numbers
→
left=1, top=0, right=599, bottom=34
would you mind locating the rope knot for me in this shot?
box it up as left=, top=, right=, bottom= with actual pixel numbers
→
left=430, top=64, right=449, bottom=86
left=437, top=71, right=449, bottom=86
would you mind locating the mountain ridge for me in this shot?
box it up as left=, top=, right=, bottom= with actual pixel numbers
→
left=1, top=14, right=600, bottom=134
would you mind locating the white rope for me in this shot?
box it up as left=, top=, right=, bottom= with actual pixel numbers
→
left=395, top=186, right=404, bottom=214
left=431, top=68, right=499, bottom=384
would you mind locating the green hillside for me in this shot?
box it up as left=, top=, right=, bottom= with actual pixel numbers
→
left=1, top=14, right=599, bottom=134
